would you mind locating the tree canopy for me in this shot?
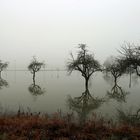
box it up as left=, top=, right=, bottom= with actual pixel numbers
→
left=0, top=60, right=8, bottom=72
left=103, top=56, right=126, bottom=80
left=67, top=44, right=101, bottom=90
left=67, top=44, right=101, bottom=77
left=28, top=57, right=44, bottom=74
left=118, top=43, right=140, bottom=76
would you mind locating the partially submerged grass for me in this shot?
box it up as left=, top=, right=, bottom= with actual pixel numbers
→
left=117, top=108, right=140, bottom=126
left=0, top=110, right=140, bottom=140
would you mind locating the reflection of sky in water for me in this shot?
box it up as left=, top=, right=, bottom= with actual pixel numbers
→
left=0, top=71, right=139, bottom=118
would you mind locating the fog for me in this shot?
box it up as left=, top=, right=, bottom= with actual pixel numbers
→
left=0, top=0, right=140, bottom=69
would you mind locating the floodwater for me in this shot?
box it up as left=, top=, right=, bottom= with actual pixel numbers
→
left=0, top=70, right=139, bottom=119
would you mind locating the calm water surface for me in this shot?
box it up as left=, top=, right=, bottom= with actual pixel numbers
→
left=0, top=71, right=140, bottom=118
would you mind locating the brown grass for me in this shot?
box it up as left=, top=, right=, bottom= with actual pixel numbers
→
left=0, top=111, right=139, bottom=140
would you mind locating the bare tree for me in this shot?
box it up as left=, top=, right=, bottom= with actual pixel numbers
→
left=103, top=56, right=128, bottom=102
left=103, top=56, right=126, bottom=84
left=0, top=60, right=8, bottom=78
left=118, top=43, right=140, bottom=87
left=67, top=44, right=101, bottom=91
left=28, top=57, right=45, bottom=82
left=118, top=43, right=140, bottom=73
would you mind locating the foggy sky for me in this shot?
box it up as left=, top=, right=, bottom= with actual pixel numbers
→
left=0, top=0, right=140, bottom=69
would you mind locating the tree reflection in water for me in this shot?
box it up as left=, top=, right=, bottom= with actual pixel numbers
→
left=107, top=82, right=129, bottom=102
left=103, top=74, right=129, bottom=102
left=67, top=89, right=104, bottom=123
left=66, top=45, right=104, bottom=123
left=0, top=78, right=8, bottom=89
left=28, top=78, right=45, bottom=96
left=103, top=56, right=129, bottom=102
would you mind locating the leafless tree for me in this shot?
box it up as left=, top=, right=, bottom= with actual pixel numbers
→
left=28, top=57, right=45, bottom=82
left=0, top=60, right=8, bottom=78
left=67, top=44, right=101, bottom=92
left=103, top=56, right=129, bottom=102
left=118, top=42, right=140, bottom=87
left=103, top=56, right=126, bottom=84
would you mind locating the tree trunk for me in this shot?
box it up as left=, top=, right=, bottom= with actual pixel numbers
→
left=85, top=77, right=89, bottom=91
left=129, top=71, right=131, bottom=88
left=114, top=77, right=117, bottom=86
left=33, top=72, right=35, bottom=85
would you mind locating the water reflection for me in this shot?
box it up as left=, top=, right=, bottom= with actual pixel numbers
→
left=28, top=78, right=45, bottom=96
left=117, top=107, right=140, bottom=126
left=103, top=74, right=129, bottom=102
left=67, top=89, right=104, bottom=123
left=0, top=78, right=8, bottom=89
left=107, top=82, right=129, bottom=102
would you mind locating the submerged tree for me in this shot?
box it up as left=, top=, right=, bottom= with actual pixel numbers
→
left=103, top=56, right=128, bottom=102
left=118, top=43, right=140, bottom=87
left=103, top=56, right=126, bottom=84
left=67, top=44, right=101, bottom=92
left=28, top=57, right=45, bottom=82
left=67, top=44, right=104, bottom=123
left=0, top=60, right=8, bottom=78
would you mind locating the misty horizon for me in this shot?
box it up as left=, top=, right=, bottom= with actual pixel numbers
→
left=1, top=0, right=140, bottom=70
left=0, top=1, right=140, bottom=138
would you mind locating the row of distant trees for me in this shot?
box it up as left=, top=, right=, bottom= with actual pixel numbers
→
left=67, top=43, right=140, bottom=91
left=0, top=43, right=140, bottom=90
left=0, top=57, right=44, bottom=80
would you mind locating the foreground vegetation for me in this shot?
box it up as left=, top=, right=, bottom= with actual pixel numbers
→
left=0, top=111, right=139, bottom=140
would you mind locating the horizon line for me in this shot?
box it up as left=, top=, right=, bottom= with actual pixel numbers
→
left=5, top=69, right=67, bottom=71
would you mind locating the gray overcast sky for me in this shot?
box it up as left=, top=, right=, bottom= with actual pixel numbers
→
left=0, top=0, right=140, bottom=69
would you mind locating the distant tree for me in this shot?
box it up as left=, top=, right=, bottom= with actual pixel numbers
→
left=118, top=43, right=140, bottom=76
left=67, top=44, right=101, bottom=91
left=118, top=43, right=140, bottom=87
left=28, top=57, right=45, bottom=82
left=0, top=60, right=8, bottom=78
left=103, top=56, right=126, bottom=84
left=103, top=56, right=129, bottom=102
